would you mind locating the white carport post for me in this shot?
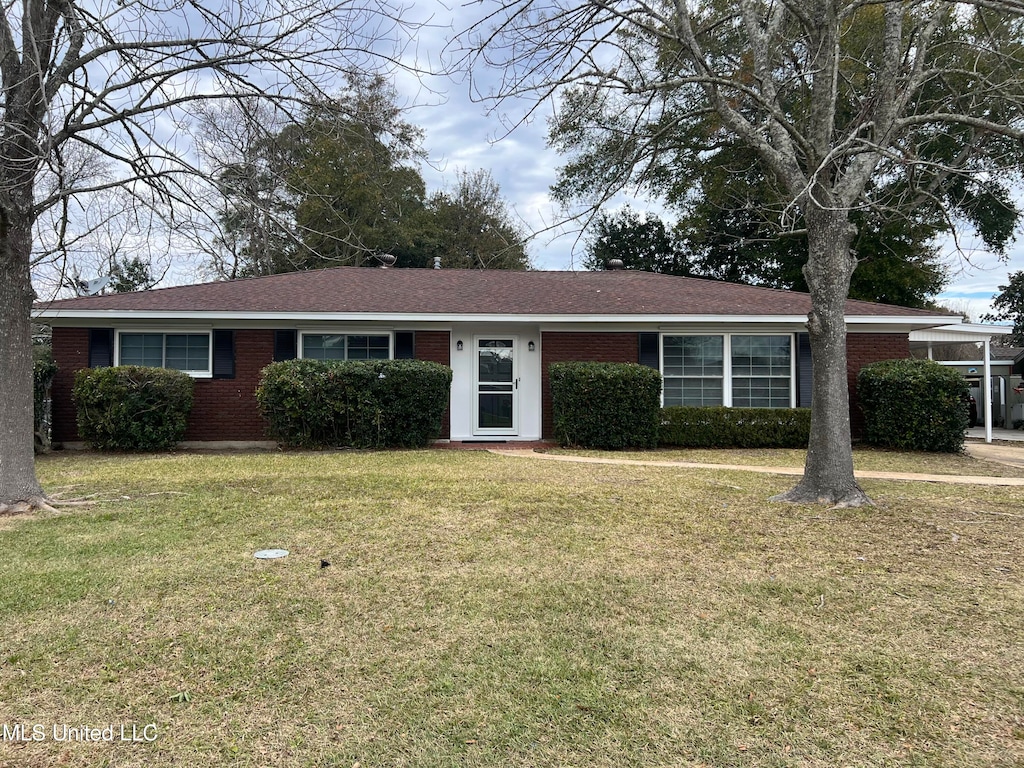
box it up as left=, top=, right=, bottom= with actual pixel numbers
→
left=983, top=337, right=992, bottom=444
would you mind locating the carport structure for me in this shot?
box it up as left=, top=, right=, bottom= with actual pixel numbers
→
left=909, top=323, right=1018, bottom=443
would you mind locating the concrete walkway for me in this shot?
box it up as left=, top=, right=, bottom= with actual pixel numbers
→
left=967, top=427, right=1024, bottom=442
left=965, top=440, right=1024, bottom=468
left=489, top=447, right=1024, bottom=487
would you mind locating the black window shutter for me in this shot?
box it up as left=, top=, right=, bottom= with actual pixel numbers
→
left=796, top=332, right=812, bottom=407
left=394, top=331, right=415, bottom=359
left=88, top=329, right=114, bottom=368
left=273, top=330, right=297, bottom=361
left=212, top=330, right=236, bottom=379
left=638, top=332, right=660, bottom=369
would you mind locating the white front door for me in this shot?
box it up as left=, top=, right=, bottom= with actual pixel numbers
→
left=474, top=337, right=518, bottom=436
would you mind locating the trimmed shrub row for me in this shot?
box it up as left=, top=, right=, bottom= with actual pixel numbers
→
left=256, top=358, right=452, bottom=449
left=73, top=366, right=194, bottom=451
left=659, top=406, right=811, bottom=448
left=552, top=359, right=969, bottom=453
left=66, top=356, right=966, bottom=454
left=549, top=362, right=663, bottom=449
left=858, top=358, right=968, bottom=453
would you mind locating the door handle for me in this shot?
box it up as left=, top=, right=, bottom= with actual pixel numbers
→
left=515, top=377, right=520, bottom=389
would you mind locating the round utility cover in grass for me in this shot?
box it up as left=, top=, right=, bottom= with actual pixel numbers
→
left=254, top=549, right=289, bottom=559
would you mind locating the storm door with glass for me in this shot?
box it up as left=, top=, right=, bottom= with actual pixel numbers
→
left=474, top=338, right=518, bottom=435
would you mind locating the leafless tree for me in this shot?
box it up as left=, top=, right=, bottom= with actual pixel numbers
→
left=458, top=0, right=1024, bottom=506
left=1, top=0, right=425, bottom=512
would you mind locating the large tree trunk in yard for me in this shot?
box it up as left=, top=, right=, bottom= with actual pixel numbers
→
left=0, top=212, right=49, bottom=513
left=773, top=206, right=871, bottom=507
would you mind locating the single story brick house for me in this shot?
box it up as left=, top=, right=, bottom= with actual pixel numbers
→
left=35, top=267, right=960, bottom=446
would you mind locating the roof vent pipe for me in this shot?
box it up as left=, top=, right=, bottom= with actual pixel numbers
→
left=606, top=258, right=624, bottom=270
left=433, top=257, right=442, bottom=270
left=377, top=253, right=397, bottom=268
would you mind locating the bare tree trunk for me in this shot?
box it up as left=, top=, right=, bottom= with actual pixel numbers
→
left=773, top=205, right=871, bottom=507
left=0, top=210, right=48, bottom=511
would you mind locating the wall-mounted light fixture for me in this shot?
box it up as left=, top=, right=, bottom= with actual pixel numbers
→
left=528, top=340, right=536, bottom=352
left=456, top=340, right=464, bottom=351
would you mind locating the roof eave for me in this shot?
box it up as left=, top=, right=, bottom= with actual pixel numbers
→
left=34, top=308, right=956, bottom=327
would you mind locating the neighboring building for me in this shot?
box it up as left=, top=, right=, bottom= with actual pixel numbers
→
left=35, top=267, right=963, bottom=446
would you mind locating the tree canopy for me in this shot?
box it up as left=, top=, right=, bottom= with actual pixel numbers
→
left=582, top=208, right=687, bottom=275
left=419, top=169, right=530, bottom=270
left=585, top=192, right=950, bottom=309
left=205, top=79, right=529, bottom=276
left=984, top=272, right=1024, bottom=346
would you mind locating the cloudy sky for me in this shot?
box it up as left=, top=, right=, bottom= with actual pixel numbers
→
left=390, top=2, right=1021, bottom=323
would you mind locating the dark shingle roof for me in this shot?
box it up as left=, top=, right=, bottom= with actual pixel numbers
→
left=35, top=267, right=952, bottom=318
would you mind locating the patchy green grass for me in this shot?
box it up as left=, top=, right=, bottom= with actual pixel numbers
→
left=549, top=445, right=1024, bottom=477
left=0, top=450, right=1021, bottom=767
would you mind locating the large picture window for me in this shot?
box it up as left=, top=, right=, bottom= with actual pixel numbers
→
left=119, top=332, right=211, bottom=375
left=731, top=335, right=792, bottom=408
left=662, top=333, right=793, bottom=408
left=662, top=335, right=724, bottom=406
left=301, top=334, right=390, bottom=361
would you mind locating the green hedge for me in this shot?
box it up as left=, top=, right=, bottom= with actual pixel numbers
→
left=659, top=406, right=811, bottom=448
left=256, top=359, right=452, bottom=449
left=858, top=358, right=968, bottom=453
left=33, top=350, right=58, bottom=453
left=73, top=366, right=195, bottom=451
left=550, top=362, right=662, bottom=449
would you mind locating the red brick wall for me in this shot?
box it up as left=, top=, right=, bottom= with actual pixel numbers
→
left=414, top=331, right=451, bottom=439
left=846, top=332, right=911, bottom=437
left=184, top=330, right=275, bottom=441
left=540, top=332, right=640, bottom=439
left=51, top=328, right=89, bottom=442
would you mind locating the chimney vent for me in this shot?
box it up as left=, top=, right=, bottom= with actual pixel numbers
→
left=433, top=256, right=442, bottom=270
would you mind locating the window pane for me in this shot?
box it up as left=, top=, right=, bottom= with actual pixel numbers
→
left=731, top=335, right=791, bottom=408
left=733, top=377, right=791, bottom=408
left=478, top=340, right=514, bottom=383
left=663, top=377, right=723, bottom=407
left=120, top=333, right=163, bottom=367
left=479, top=393, right=513, bottom=428
left=664, top=336, right=723, bottom=376
left=165, top=334, right=210, bottom=372
left=732, top=335, right=791, bottom=376
left=303, top=334, right=346, bottom=360
left=346, top=335, right=390, bottom=360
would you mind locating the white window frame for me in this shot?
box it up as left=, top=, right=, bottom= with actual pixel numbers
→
left=729, top=333, right=795, bottom=409
left=297, top=330, right=394, bottom=361
left=115, top=329, right=213, bottom=378
left=660, top=334, right=727, bottom=407
left=660, top=333, right=796, bottom=409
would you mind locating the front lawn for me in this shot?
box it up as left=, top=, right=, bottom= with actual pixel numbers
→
left=1, top=450, right=1021, bottom=767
